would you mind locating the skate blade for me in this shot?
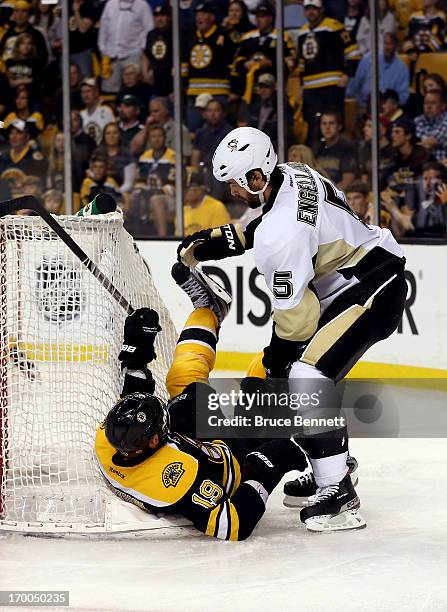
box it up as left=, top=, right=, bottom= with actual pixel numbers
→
left=283, top=472, right=359, bottom=509
left=304, top=509, right=367, bottom=533
left=283, top=494, right=311, bottom=508
left=195, top=267, right=232, bottom=304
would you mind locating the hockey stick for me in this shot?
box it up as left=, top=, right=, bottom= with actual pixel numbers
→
left=0, top=195, right=134, bottom=314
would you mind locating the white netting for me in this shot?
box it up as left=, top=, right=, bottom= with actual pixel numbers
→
left=0, top=213, right=177, bottom=532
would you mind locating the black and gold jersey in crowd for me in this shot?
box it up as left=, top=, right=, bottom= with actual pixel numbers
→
left=95, top=424, right=242, bottom=538
left=143, top=28, right=173, bottom=96
left=0, top=144, right=46, bottom=177
left=231, top=27, right=296, bottom=98
left=297, top=17, right=360, bottom=90
left=408, top=10, right=446, bottom=51
left=233, top=27, right=296, bottom=75
left=182, top=25, right=233, bottom=96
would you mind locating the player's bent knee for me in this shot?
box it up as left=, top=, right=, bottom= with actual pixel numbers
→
left=166, top=352, right=211, bottom=399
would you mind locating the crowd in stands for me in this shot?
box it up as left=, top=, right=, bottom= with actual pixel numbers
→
left=0, top=0, right=446, bottom=238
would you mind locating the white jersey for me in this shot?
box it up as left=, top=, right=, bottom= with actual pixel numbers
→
left=252, top=163, right=403, bottom=343
left=81, top=104, right=115, bottom=145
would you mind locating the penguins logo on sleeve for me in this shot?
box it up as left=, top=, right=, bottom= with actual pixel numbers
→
left=162, top=462, right=185, bottom=488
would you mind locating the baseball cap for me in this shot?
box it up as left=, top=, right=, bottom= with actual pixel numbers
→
left=14, top=0, right=31, bottom=9
left=195, top=93, right=214, bottom=108
left=154, top=4, right=171, bottom=15
left=303, top=0, right=323, bottom=8
left=121, top=94, right=140, bottom=107
left=80, top=77, right=98, bottom=89
left=253, top=1, right=275, bottom=16
left=392, top=115, right=415, bottom=135
left=186, top=168, right=207, bottom=188
left=7, top=118, right=28, bottom=132
left=258, top=73, right=275, bottom=86
left=195, top=2, right=217, bottom=15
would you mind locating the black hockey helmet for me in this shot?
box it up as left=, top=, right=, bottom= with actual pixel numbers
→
left=105, top=392, right=170, bottom=456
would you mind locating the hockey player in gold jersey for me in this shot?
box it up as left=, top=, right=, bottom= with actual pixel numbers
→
left=95, top=263, right=308, bottom=541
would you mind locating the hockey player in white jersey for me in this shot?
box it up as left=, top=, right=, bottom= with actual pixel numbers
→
left=177, top=127, right=407, bottom=532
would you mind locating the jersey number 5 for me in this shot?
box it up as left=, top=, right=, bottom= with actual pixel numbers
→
left=273, top=271, right=293, bottom=299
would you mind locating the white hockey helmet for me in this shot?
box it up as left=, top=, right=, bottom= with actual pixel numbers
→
left=212, top=127, right=277, bottom=195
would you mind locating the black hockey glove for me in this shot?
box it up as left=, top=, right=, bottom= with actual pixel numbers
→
left=262, top=326, right=304, bottom=379
left=178, top=223, right=246, bottom=266
left=118, top=308, right=162, bottom=370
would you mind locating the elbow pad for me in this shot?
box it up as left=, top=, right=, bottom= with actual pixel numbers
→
left=194, top=223, right=246, bottom=262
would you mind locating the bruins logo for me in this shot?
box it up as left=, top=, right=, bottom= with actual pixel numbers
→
left=162, top=462, right=185, bottom=488
left=152, top=39, right=167, bottom=60
left=302, top=32, right=319, bottom=60
left=190, top=43, right=213, bottom=69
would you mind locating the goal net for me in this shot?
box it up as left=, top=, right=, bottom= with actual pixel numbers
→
left=0, top=213, right=178, bottom=533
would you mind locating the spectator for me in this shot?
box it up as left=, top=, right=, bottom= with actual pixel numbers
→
left=0, top=119, right=46, bottom=179
left=344, top=0, right=365, bottom=42
left=347, top=33, right=410, bottom=108
left=31, top=2, right=55, bottom=34
left=118, top=95, right=144, bottom=150
left=138, top=125, right=176, bottom=186
left=0, top=1, right=48, bottom=70
left=232, top=2, right=296, bottom=101
left=356, top=0, right=396, bottom=55
left=69, top=0, right=96, bottom=78
left=239, top=73, right=294, bottom=149
left=222, top=0, right=253, bottom=51
left=194, top=93, right=214, bottom=130
left=47, top=131, right=64, bottom=192
left=70, top=63, right=83, bottom=111
left=125, top=178, right=173, bottom=237
left=346, top=180, right=391, bottom=226
left=297, top=0, right=360, bottom=145
left=422, top=73, right=447, bottom=98
left=71, top=109, right=96, bottom=193
left=98, top=0, right=154, bottom=94
left=287, top=144, right=330, bottom=177
left=79, top=78, right=115, bottom=145
left=359, top=114, right=395, bottom=186
left=381, top=88, right=405, bottom=123
left=388, top=116, right=431, bottom=186
left=191, top=99, right=233, bottom=168
left=183, top=168, right=230, bottom=235
left=414, top=91, right=447, bottom=161
left=80, top=153, right=121, bottom=205
left=407, top=0, right=446, bottom=53
left=142, top=4, right=173, bottom=98
left=3, top=85, right=44, bottom=133
left=315, top=112, right=357, bottom=191
left=95, top=122, right=137, bottom=195
left=116, top=64, right=151, bottom=115
left=43, top=188, right=65, bottom=214
left=131, top=96, right=192, bottom=158
left=390, top=161, right=447, bottom=237
left=183, top=2, right=233, bottom=131
left=5, top=32, right=43, bottom=99
left=22, top=174, right=44, bottom=205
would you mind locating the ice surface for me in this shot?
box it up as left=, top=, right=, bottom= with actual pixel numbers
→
left=1, top=438, right=447, bottom=612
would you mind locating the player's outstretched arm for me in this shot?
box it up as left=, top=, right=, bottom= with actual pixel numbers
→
left=118, top=308, right=162, bottom=396
left=178, top=223, right=247, bottom=267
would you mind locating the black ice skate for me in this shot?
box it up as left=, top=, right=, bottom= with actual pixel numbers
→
left=171, top=262, right=232, bottom=324
left=283, top=455, right=359, bottom=508
left=299, top=472, right=366, bottom=532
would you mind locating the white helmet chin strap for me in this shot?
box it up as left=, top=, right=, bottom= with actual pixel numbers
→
left=244, top=177, right=270, bottom=205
